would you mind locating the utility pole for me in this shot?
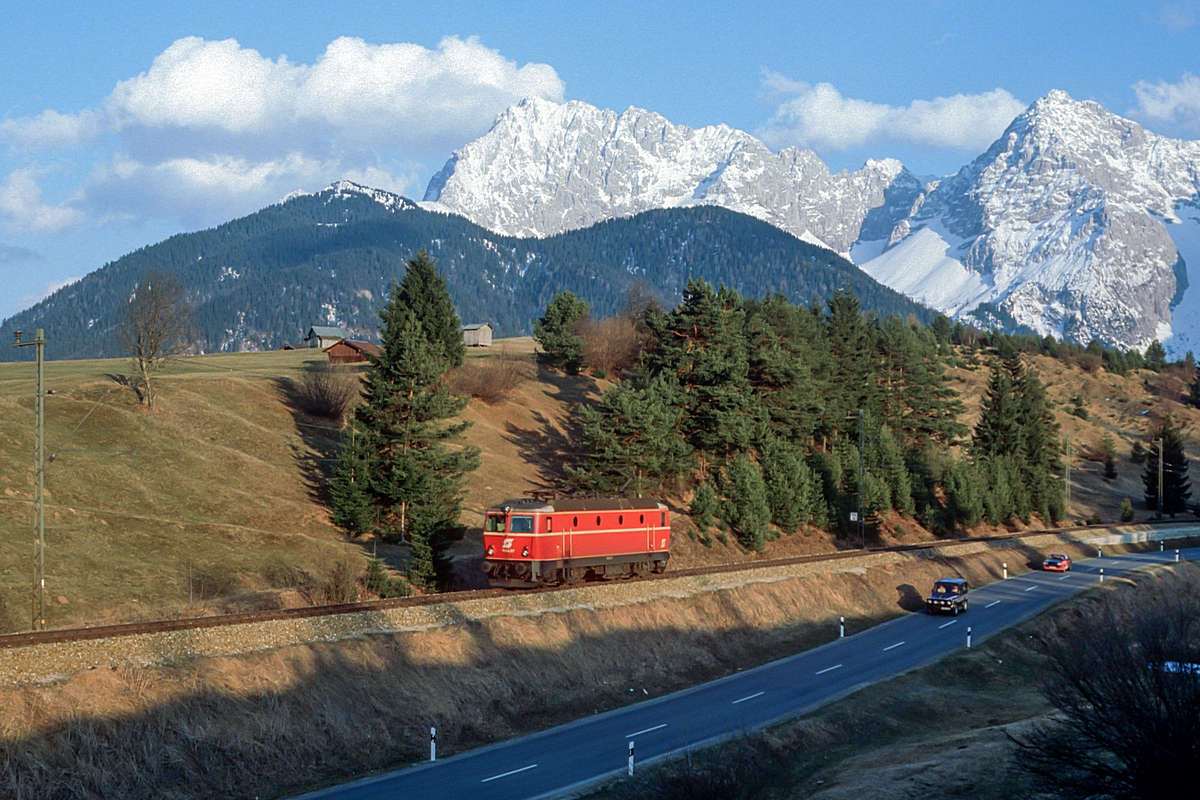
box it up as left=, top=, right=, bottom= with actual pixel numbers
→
left=12, top=329, right=46, bottom=630
left=1064, top=434, right=1071, bottom=520
left=1157, top=437, right=1164, bottom=518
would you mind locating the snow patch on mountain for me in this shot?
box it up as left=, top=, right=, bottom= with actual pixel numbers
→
left=425, top=96, right=921, bottom=254
left=1163, top=202, right=1200, bottom=355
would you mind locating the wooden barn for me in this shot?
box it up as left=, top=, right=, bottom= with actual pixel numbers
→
left=323, top=340, right=382, bottom=365
left=460, top=323, right=494, bottom=347
left=304, top=326, right=349, bottom=349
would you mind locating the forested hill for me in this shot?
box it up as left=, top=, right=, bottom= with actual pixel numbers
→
left=1, top=182, right=933, bottom=361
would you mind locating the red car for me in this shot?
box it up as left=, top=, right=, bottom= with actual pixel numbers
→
left=1042, top=553, right=1072, bottom=571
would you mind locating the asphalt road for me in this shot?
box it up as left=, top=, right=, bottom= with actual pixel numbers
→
left=296, top=543, right=1198, bottom=800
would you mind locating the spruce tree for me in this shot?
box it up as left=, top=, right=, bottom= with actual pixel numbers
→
left=689, top=482, right=718, bottom=539
left=398, top=249, right=466, bottom=369
left=720, top=453, right=771, bottom=551
left=329, top=257, right=480, bottom=591
left=1143, top=417, right=1192, bottom=515
left=534, top=291, right=590, bottom=373
left=762, top=438, right=817, bottom=534
left=1188, top=369, right=1200, bottom=410
left=825, top=289, right=878, bottom=439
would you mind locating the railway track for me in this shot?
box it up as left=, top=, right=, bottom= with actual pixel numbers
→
left=1, top=520, right=1193, bottom=651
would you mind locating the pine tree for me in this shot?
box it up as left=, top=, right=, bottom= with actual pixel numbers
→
left=569, top=376, right=692, bottom=495
left=720, top=453, right=771, bottom=551
left=329, top=256, right=480, bottom=591
left=1144, top=339, right=1168, bottom=372
left=644, top=279, right=763, bottom=463
left=825, top=289, right=878, bottom=439
left=534, top=290, right=590, bottom=373
left=1188, top=369, right=1200, bottom=410
left=1143, top=417, right=1192, bottom=515
left=972, top=363, right=1021, bottom=458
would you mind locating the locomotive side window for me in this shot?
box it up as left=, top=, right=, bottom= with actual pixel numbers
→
left=486, top=514, right=506, bottom=532
left=660, top=513, right=666, bottom=527
left=618, top=515, right=623, bottom=525
left=510, top=515, right=534, bottom=533
left=573, top=516, right=578, bottom=527
left=596, top=515, right=601, bottom=526
left=640, top=514, right=644, bottom=524
left=545, top=517, right=553, bottom=532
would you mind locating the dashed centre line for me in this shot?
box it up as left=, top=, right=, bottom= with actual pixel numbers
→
left=939, top=619, right=959, bottom=628
left=815, top=664, right=843, bottom=675
left=883, top=641, right=906, bottom=651
left=624, top=724, right=666, bottom=738
left=482, top=764, right=538, bottom=783
left=732, top=691, right=765, bottom=704
left=1023, top=586, right=1037, bottom=592
left=985, top=600, right=1001, bottom=608
left=1058, top=574, right=1071, bottom=580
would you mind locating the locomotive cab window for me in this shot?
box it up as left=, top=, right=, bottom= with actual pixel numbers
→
left=660, top=513, right=666, bottom=527
left=545, top=517, right=553, bottom=533
left=510, top=515, right=534, bottom=533
left=486, top=514, right=505, bottom=532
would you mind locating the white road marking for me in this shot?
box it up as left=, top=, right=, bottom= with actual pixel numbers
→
left=732, top=691, right=764, bottom=704
left=482, top=764, right=538, bottom=783
left=1024, top=586, right=1037, bottom=592
left=1059, top=575, right=1070, bottom=580
left=883, top=641, right=906, bottom=651
left=939, top=619, right=959, bottom=628
left=985, top=600, right=1001, bottom=608
left=625, top=723, right=667, bottom=738
left=815, top=664, right=843, bottom=675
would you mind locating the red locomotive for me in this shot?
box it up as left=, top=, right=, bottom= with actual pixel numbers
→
left=483, top=497, right=671, bottom=587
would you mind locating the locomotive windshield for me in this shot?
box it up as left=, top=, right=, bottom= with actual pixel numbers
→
left=485, top=514, right=506, bottom=532
left=510, top=515, right=535, bottom=533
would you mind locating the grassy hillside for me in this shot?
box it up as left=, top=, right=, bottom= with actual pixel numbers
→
left=0, top=340, right=1196, bottom=632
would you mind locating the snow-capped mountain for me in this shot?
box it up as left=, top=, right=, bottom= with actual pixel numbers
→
left=426, top=92, right=1200, bottom=353
left=423, top=96, right=922, bottom=255
left=858, top=90, right=1200, bottom=352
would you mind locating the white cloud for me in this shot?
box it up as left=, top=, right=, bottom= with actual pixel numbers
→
left=0, top=109, right=101, bottom=150
left=758, top=74, right=1027, bottom=153
left=1160, top=3, right=1198, bottom=30
left=0, top=169, right=86, bottom=233
left=1133, top=73, right=1200, bottom=130
left=0, top=35, right=564, bottom=229
left=15, top=276, right=80, bottom=313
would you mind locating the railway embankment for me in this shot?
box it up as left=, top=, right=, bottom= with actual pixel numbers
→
left=0, top=524, right=1193, bottom=799
left=1, top=523, right=1189, bottom=687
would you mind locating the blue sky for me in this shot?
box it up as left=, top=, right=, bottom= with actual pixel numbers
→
left=2, top=0, right=1200, bottom=321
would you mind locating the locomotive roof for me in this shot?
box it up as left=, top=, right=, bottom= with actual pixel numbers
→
left=486, top=497, right=668, bottom=513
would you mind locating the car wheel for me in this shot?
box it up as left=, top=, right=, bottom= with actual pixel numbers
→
left=962, top=600, right=968, bottom=612
left=953, top=604, right=959, bottom=616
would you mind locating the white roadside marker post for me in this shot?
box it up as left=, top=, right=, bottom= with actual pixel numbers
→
left=628, top=741, right=634, bottom=777
left=1098, top=546, right=1102, bottom=558
left=1100, top=568, right=1105, bottom=583
left=1176, top=549, right=1181, bottom=563
left=431, top=727, right=436, bottom=762
left=1003, top=563, right=1007, bottom=580
left=839, top=616, right=845, bottom=638
left=1161, top=541, right=1164, bottom=552
left=967, top=626, right=972, bottom=649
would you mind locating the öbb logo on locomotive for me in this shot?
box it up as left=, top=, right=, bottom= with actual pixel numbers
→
left=483, top=497, right=671, bottom=587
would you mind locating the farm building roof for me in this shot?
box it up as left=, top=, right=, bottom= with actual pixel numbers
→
left=306, top=326, right=349, bottom=339
left=323, top=340, right=381, bottom=356
left=460, top=323, right=492, bottom=331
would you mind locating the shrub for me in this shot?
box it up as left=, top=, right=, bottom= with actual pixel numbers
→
left=1086, top=510, right=1102, bottom=525
left=447, top=350, right=527, bottom=404
left=292, top=364, right=358, bottom=421
left=364, top=557, right=413, bottom=598
left=1131, top=440, right=1147, bottom=464
left=1120, top=497, right=1134, bottom=522
left=578, top=315, right=641, bottom=377
left=318, top=559, right=359, bottom=604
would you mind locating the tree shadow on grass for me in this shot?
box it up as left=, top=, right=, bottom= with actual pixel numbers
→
left=271, top=375, right=346, bottom=508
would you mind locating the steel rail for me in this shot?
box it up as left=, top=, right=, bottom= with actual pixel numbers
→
left=0, top=520, right=1194, bottom=651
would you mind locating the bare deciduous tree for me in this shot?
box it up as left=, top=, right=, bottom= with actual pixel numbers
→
left=579, top=316, right=641, bottom=377
left=1013, top=564, right=1200, bottom=799
left=117, top=271, right=195, bottom=408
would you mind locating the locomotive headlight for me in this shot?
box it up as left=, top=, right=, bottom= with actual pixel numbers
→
left=487, top=545, right=494, bottom=556
left=522, top=546, right=530, bottom=558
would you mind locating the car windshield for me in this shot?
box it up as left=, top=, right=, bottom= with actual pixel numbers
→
left=933, top=583, right=959, bottom=595
left=1048, top=554, right=1066, bottom=560
left=510, top=515, right=534, bottom=533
